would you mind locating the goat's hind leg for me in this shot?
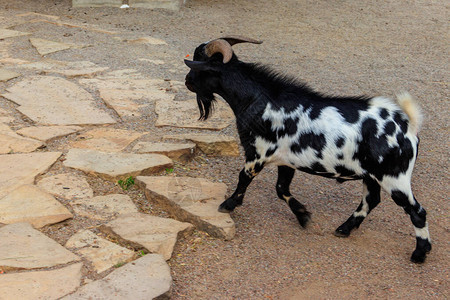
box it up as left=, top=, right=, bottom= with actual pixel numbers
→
left=389, top=187, right=431, bottom=263
left=335, top=177, right=381, bottom=237
left=276, top=166, right=311, bottom=227
left=379, top=173, right=431, bottom=263
left=218, top=162, right=264, bottom=213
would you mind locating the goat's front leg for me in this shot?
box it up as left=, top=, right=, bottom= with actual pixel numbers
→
left=276, top=166, right=311, bottom=227
left=218, top=161, right=264, bottom=213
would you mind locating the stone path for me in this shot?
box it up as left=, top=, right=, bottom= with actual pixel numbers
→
left=0, top=7, right=238, bottom=299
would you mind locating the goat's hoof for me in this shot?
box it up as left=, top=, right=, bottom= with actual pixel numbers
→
left=296, top=211, right=311, bottom=228
left=218, top=206, right=232, bottom=213
left=218, top=201, right=235, bottom=213
left=410, top=249, right=426, bottom=264
left=334, top=227, right=351, bottom=238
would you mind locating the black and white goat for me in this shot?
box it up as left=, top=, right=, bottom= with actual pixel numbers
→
left=184, top=36, right=431, bottom=263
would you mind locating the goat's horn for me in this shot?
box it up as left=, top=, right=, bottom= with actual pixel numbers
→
left=220, top=35, right=263, bottom=46
left=205, top=39, right=233, bottom=64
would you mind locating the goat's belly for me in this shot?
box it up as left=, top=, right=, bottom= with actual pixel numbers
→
left=270, top=146, right=364, bottom=180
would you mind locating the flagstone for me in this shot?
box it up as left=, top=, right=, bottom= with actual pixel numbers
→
left=62, top=254, right=171, bottom=300
left=126, top=36, right=167, bottom=45
left=0, top=116, right=13, bottom=123
left=29, top=38, right=73, bottom=56
left=164, top=133, right=240, bottom=156
left=95, top=69, right=143, bottom=79
left=0, top=184, right=72, bottom=228
left=79, top=78, right=166, bottom=90
left=99, top=89, right=149, bottom=117
left=132, top=141, right=196, bottom=162
left=79, top=78, right=173, bottom=102
left=137, top=176, right=235, bottom=240
left=72, top=0, right=123, bottom=7
left=37, top=173, right=94, bottom=201
left=0, top=107, right=14, bottom=123
left=0, top=57, right=30, bottom=65
left=71, top=194, right=138, bottom=220
left=0, top=152, right=61, bottom=199
left=16, top=125, right=82, bottom=142
left=33, top=19, right=118, bottom=35
left=2, top=76, right=116, bottom=125
left=139, top=58, right=165, bottom=65
left=18, top=59, right=108, bottom=77
left=71, top=128, right=144, bottom=152
left=0, top=222, right=79, bottom=270
left=0, top=263, right=82, bottom=300
left=155, top=98, right=234, bottom=130
left=0, top=68, right=20, bottom=81
left=65, top=230, right=135, bottom=273
left=129, top=0, right=184, bottom=10
left=100, top=213, right=193, bottom=260
left=16, top=12, right=61, bottom=20
left=0, top=124, right=44, bottom=154
left=0, top=28, right=31, bottom=39
left=64, top=149, right=173, bottom=181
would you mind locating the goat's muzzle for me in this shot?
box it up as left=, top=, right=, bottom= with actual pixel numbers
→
left=185, top=74, right=195, bottom=92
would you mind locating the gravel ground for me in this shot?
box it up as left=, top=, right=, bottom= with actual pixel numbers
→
left=0, top=0, right=448, bottom=299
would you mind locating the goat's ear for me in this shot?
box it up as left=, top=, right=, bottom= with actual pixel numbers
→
left=184, top=59, right=220, bottom=71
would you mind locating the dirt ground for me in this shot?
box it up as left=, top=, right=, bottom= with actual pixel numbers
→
left=0, top=0, right=448, bottom=299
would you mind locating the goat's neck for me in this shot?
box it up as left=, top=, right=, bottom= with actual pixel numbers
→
left=217, top=76, right=269, bottom=119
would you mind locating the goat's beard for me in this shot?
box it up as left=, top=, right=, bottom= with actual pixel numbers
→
left=196, top=93, right=215, bottom=121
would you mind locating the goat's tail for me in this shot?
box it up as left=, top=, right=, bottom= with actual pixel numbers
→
left=396, top=92, right=423, bottom=135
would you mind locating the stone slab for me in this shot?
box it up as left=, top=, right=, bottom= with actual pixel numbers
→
left=0, top=152, right=62, bottom=199
left=79, top=78, right=173, bottom=103
left=100, top=213, right=193, bottom=260
left=0, top=68, right=20, bottom=81
left=0, top=184, right=73, bottom=228
left=95, top=69, right=143, bottom=79
left=137, top=176, right=235, bottom=240
left=0, top=223, right=79, bottom=270
left=0, top=108, right=14, bottom=123
left=66, top=230, right=136, bottom=273
left=0, top=57, right=29, bottom=65
left=0, top=28, right=31, bottom=39
left=126, top=36, right=167, bottom=45
left=132, top=142, right=196, bottom=162
left=71, top=128, right=144, bottom=152
left=99, top=89, right=147, bottom=117
left=30, top=38, right=72, bottom=56
left=79, top=78, right=166, bottom=90
left=16, top=125, right=82, bottom=142
left=16, top=12, right=61, bottom=20
left=31, top=19, right=118, bottom=35
left=72, top=0, right=123, bottom=7
left=155, top=98, right=234, bottom=130
left=64, top=149, right=173, bottom=181
left=62, top=254, right=171, bottom=300
left=129, top=0, right=184, bottom=10
left=164, top=133, right=240, bottom=156
left=71, top=194, right=138, bottom=220
left=2, top=76, right=116, bottom=125
left=37, top=173, right=94, bottom=201
left=139, top=58, right=165, bottom=65
left=0, top=263, right=82, bottom=300
left=18, top=59, right=109, bottom=77
left=0, top=124, right=44, bottom=154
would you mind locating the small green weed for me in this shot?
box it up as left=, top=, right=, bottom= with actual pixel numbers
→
left=118, top=176, right=135, bottom=190
left=137, top=250, right=146, bottom=257
left=114, top=261, right=126, bottom=268
left=165, top=168, right=174, bottom=174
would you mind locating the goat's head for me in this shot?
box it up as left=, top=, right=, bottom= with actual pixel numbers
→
left=184, top=36, right=262, bottom=120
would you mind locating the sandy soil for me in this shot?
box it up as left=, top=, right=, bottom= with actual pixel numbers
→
left=0, top=0, right=448, bottom=299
